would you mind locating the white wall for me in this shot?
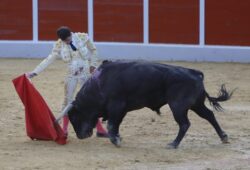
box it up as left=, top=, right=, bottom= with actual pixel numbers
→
left=0, top=41, right=250, bottom=62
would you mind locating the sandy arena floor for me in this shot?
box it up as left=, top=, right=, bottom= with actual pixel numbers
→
left=0, top=58, right=250, bottom=170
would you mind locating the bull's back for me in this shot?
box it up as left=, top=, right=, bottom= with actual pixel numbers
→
left=98, top=61, right=205, bottom=111
left=99, top=61, right=203, bottom=96
left=100, top=62, right=166, bottom=90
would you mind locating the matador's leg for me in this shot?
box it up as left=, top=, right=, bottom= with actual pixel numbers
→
left=62, top=76, right=78, bottom=135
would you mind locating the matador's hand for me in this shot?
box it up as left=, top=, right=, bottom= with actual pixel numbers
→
left=26, top=72, right=37, bottom=79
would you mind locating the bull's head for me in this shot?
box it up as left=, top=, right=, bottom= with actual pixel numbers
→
left=67, top=103, right=99, bottom=139
left=56, top=77, right=103, bottom=139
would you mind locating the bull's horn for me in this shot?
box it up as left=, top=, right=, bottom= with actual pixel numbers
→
left=55, top=104, right=73, bottom=123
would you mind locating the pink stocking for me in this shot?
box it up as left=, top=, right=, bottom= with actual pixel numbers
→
left=96, top=118, right=107, bottom=134
left=63, top=116, right=69, bottom=135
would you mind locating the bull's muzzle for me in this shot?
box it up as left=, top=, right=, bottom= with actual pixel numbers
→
left=77, top=129, right=93, bottom=139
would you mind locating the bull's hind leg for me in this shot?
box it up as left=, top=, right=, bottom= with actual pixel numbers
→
left=191, top=104, right=229, bottom=143
left=167, top=105, right=190, bottom=149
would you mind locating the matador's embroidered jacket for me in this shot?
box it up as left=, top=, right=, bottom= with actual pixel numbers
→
left=33, top=32, right=99, bottom=78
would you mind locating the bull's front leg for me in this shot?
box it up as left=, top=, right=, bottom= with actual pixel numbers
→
left=107, top=121, right=122, bottom=147
left=107, top=99, right=126, bottom=147
left=106, top=100, right=126, bottom=147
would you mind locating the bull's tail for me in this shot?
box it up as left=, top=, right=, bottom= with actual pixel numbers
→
left=205, top=84, right=234, bottom=111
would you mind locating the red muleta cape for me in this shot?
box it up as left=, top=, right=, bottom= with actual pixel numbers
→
left=12, top=74, right=67, bottom=145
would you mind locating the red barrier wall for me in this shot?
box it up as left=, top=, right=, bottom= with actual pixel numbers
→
left=38, top=0, right=88, bottom=40
left=0, top=0, right=32, bottom=40
left=149, top=0, right=199, bottom=44
left=1, top=0, right=250, bottom=46
left=94, top=0, right=143, bottom=42
left=206, top=0, right=250, bottom=46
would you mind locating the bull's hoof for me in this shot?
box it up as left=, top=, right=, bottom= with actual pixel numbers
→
left=166, top=142, right=178, bottom=149
left=221, top=133, right=229, bottom=144
left=110, top=135, right=122, bottom=147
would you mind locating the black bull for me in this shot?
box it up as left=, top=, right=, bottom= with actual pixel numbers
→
left=67, top=61, right=233, bottom=148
